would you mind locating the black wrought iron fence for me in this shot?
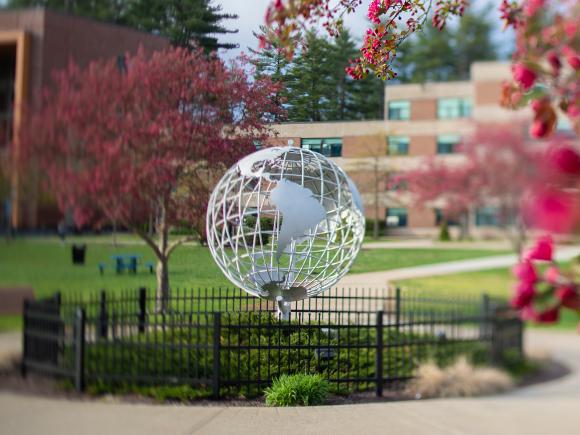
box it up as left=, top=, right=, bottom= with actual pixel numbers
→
left=21, top=287, right=523, bottom=398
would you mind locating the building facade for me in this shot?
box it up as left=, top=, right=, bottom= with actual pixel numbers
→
left=271, top=61, right=540, bottom=236
left=0, top=8, right=169, bottom=230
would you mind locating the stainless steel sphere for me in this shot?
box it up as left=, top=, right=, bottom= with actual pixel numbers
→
left=206, top=146, right=364, bottom=309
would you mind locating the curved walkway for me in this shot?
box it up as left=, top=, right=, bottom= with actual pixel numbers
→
left=337, top=245, right=580, bottom=287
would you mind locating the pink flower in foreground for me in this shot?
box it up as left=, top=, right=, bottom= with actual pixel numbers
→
left=525, top=190, right=579, bottom=233
left=562, top=47, right=580, bottom=70
left=544, top=265, right=560, bottom=284
left=525, top=235, right=553, bottom=261
left=513, top=260, right=538, bottom=284
left=546, top=51, right=561, bottom=74
left=547, top=145, right=580, bottom=176
left=535, top=307, right=560, bottom=324
left=521, top=306, right=560, bottom=324
left=556, top=286, right=580, bottom=309
left=511, top=282, right=535, bottom=309
left=513, top=64, right=537, bottom=90
left=530, top=120, right=549, bottom=138
left=524, top=0, right=545, bottom=17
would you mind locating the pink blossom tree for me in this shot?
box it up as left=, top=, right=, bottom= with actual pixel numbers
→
left=402, top=124, right=541, bottom=255
left=18, top=47, right=282, bottom=310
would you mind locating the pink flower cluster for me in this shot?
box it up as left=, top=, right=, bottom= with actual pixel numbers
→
left=524, top=142, right=580, bottom=234
left=502, top=0, right=579, bottom=138
left=512, top=236, right=579, bottom=324
left=432, top=0, right=467, bottom=31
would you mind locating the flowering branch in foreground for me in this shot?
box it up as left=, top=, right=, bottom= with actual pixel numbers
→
left=264, top=0, right=579, bottom=137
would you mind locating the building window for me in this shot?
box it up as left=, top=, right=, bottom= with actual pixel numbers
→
left=437, top=134, right=461, bottom=154
left=475, top=207, right=499, bottom=227
left=301, top=138, right=342, bottom=157
left=388, top=100, right=410, bottom=120
left=387, top=136, right=409, bottom=156
left=437, top=98, right=472, bottom=119
left=386, top=208, right=408, bottom=227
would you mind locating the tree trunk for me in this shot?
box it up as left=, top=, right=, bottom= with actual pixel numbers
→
left=155, top=207, right=170, bottom=312
left=459, top=211, right=471, bottom=240
left=511, top=216, right=527, bottom=259
left=373, top=160, right=380, bottom=240
left=112, top=220, right=118, bottom=248
left=156, top=256, right=170, bottom=312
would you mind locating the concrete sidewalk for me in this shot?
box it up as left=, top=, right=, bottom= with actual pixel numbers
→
left=1, top=330, right=579, bottom=435
left=337, top=245, right=580, bottom=287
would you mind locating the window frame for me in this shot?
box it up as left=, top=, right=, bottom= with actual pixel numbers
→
left=388, top=100, right=411, bottom=121
left=386, top=207, right=408, bottom=227
left=437, top=98, right=472, bottom=120
left=387, top=135, right=410, bottom=156
left=301, top=137, right=343, bottom=157
left=436, top=134, right=461, bottom=154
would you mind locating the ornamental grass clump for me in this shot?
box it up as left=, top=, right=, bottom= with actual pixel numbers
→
left=406, top=357, right=513, bottom=399
left=264, top=374, right=329, bottom=407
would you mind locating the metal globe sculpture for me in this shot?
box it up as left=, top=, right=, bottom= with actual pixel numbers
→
left=206, top=146, right=365, bottom=317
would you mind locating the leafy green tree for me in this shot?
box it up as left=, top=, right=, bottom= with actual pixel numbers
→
left=6, top=0, right=238, bottom=52
left=396, top=10, right=498, bottom=83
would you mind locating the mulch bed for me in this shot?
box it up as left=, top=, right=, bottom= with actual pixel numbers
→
left=0, top=357, right=570, bottom=407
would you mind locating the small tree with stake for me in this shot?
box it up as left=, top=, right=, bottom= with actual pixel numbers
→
left=18, top=47, right=281, bottom=311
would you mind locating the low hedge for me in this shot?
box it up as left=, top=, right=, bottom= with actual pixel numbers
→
left=80, top=312, right=492, bottom=401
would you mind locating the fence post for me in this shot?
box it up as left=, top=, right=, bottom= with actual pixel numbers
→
left=74, top=307, right=86, bottom=392
left=375, top=310, right=384, bottom=397
left=20, top=299, right=29, bottom=378
left=516, top=317, right=524, bottom=360
left=213, top=312, right=222, bottom=399
left=138, top=287, right=147, bottom=334
left=480, top=294, right=490, bottom=340
left=54, top=292, right=61, bottom=313
left=99, top=290, right=107, bottom=339
left=395, top=287, right=401, bottom=334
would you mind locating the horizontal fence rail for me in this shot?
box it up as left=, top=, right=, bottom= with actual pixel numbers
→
left=22, top=287, right=523, bottom=398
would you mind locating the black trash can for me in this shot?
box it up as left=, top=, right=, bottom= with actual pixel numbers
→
left=72, top=244, right=87, bottom=265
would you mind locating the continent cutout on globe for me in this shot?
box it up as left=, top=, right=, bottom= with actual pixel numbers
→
left=237, top=147, right=287, bottom=179
left=270, top=179, right=326, bottom=260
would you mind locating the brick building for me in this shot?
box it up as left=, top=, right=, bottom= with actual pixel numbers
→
left=271, top=61, right=554, bottom=236
left=0, top=7, right=169, bottom=230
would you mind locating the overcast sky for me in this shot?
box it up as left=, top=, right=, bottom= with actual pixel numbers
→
left=216, top=0, right=514, bottom=61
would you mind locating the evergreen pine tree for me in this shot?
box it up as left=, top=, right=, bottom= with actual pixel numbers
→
left=6, top=0, right=238, bottom=52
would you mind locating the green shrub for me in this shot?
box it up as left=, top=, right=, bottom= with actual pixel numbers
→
left=365, top=218, right=386, bottom=238
left=438, top=220, right=451, bottom=242
left=243, top=216, right=275, bottom=244
left=265, top=374, right=329, bottom=406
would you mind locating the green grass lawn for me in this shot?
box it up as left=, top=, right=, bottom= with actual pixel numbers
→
left=396, top=266, right=580, bottom=330
left=0, top=236, right=509, bottom=331
left=349, top=247, right=507, bottom=274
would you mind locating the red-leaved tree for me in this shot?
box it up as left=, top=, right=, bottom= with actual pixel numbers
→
left=402, top=124, right=540, bottom=255
left=401, top=158, right=479, bottom=240
left=19, top=47, right=282, bottom=310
